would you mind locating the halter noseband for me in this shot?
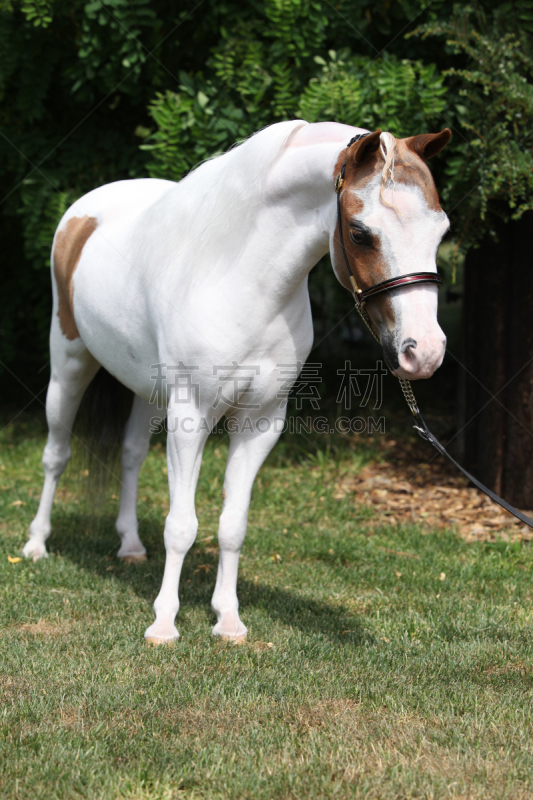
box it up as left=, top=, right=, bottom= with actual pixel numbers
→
left=335, top=132, right=442, bottom=310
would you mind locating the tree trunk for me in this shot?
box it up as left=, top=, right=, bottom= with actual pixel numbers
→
left=462, top=210, right=533, bottom=508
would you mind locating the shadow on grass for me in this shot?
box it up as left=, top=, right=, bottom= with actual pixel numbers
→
left=50, top=510, right=373, bottom=646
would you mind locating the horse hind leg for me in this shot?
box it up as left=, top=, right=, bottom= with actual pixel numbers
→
left=115, top=395, right=158, bottom=562
left=24, top=336, right=99, bottom=561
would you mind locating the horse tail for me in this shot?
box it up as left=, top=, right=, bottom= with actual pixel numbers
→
left=74, top=368, right=134, bottom=494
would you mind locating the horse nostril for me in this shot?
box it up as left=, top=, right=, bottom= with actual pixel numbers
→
left=400, top=337, right=417, bottom=354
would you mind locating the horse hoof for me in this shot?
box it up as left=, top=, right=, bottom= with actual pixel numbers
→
left=144, top=621, right=179, bottom=644
left=212, top=620, right=248, bottom=643
left=145, top=636, right=179, bottom=646
left=119, top=553, right=147, bottom=563
left=22, top=540, right=48, bottom=561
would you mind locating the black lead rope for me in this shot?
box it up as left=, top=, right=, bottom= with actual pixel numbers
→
left=336, top=133, right=533, bottom=530
left=413, top=410, right=533, bottom=528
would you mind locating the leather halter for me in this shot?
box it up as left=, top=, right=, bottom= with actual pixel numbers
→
left=334, top=133, right=442, bottom=311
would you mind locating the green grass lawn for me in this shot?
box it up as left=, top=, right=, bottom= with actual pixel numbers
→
left=2, top=416, right=533, bottom=799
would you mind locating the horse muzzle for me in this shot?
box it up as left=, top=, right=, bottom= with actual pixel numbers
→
left=392, top=334, right=446, bottom=379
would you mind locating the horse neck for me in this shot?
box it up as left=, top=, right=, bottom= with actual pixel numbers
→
left=144, top=129, right=346, bottom=312
left=244, top=138, right=342, bottom=301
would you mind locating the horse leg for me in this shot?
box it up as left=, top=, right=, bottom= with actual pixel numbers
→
left=144, top=406, right=210, bottom=644
left=24, top=338, right=99, bottom=561
left=115, top=395, right=158, bottom=562
left=211, top=405, right=286, bottom=641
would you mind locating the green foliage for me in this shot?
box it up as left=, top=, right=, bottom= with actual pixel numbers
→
left=142, top=0, right=333, bottom=179
left=19, top=180, right=78, bottom=268
left=20, top=0, right=53, bottom=27
left=414, top=4, right=533, bottom=251
left=141, top=75, right=252, bottom=183
left=298, top=50, right=447, bottom=134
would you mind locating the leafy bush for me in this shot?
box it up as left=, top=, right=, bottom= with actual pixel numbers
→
left=0, top=0, right=204, bottom=388
left=298, top=50, right=447, bottom=133
left=413, top=4, right=533, bottom=252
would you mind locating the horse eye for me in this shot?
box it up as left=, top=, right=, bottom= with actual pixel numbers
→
left=349, top=229, right=365, bottom=245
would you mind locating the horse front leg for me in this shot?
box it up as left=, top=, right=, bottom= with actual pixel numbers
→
left=211, top=404, right=286, bottom=642
left=144, top=405, right=209, bottom=644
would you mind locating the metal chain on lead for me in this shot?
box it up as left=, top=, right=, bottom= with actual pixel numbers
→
left=397, top=376, right=420, bottom=417
left=351, top=296, right=421, bottom=419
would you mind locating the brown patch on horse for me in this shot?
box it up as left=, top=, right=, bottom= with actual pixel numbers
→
left=391, top=140, right=442, bottom=211
left=404, top=129, right=451, bottom=161
left=53, top=215, right=97, bottom=340
left=332, top=132, right=389, bottom=295
left=331, top=182, right=395, bottom=333
left=333, top=130, right=383, bottom=195
left=395, top=129, right=451, bottom=211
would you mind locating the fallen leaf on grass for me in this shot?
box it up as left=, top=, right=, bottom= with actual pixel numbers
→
left=376, top=547, right=419, bottom=560
left=194, top=564, right=211, bottom=574
left=253, top=641, right=275, bottom=652
left=10, top=500, right=25, bottom=507
left=7, top=556, right=22, bottom=563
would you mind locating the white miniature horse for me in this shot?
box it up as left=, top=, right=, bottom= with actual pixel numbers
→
left=24, top=121, right=451, bottom=643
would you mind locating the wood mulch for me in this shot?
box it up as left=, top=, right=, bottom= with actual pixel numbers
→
left=334, top=435, right=533, bottom=543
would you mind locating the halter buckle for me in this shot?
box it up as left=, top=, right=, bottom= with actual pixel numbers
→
left=349, top=274, right=363, bottom=298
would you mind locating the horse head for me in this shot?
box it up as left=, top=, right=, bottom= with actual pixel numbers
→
left=332, top=128, right=451, bottom=379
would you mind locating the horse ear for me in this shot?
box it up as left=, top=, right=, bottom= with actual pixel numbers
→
left=351, top=129, right=382, bottom=165
left=405, top=128, right=452, bottom=160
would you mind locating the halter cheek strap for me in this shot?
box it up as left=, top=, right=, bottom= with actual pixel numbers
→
left=334, top=133, right=443, bottom=309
